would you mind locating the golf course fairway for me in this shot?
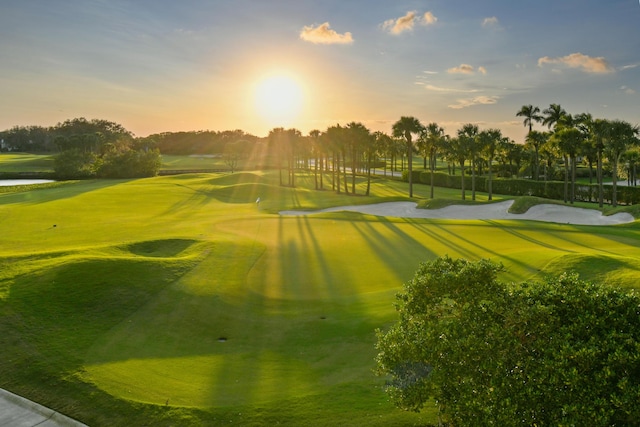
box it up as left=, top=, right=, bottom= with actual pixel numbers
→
left=2, top=171, right=640, bottom=426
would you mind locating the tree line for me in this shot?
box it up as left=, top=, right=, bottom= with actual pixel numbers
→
left=2, top=109, right=638, bottom=202
left=0, top=118, right=162, bottom=179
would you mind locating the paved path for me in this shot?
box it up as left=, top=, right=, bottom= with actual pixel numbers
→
left=0, top=389, right=87, bottom=427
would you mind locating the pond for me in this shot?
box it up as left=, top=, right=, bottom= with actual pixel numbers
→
left=0, top=179, right=55, bottom=187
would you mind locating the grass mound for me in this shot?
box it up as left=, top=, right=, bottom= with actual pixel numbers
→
left=541, top=253, right=640, bottom=289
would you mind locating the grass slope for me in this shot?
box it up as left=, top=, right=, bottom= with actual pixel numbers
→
left=1, top=170, right=640, bottom=426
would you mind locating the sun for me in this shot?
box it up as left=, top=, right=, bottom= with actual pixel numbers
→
left=254, top=73, right=304, bottom=127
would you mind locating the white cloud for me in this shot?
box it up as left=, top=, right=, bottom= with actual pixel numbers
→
left=448, top=64, right=487, bottom=75
left=482, top=16, right=499, bottom=27
left=448, top=96, right=499, bottom=109
left=620, top=63, right=639, bottom=71
left=621, top=86, right=636, bottom=95
left=382, top=10, right=437, bottom=35
left=537, top=52, right=614, bottom=74
left=300, top=22, right=353, bottom=45
left=424, top=84, right=480, bottom=93
left=422, top=11, right=438, bottom=25
left=423, top=70, right=439, bottom=75
left=382, top=11, right=417, bottom=34
left=448, top=64, right=475, bottom=74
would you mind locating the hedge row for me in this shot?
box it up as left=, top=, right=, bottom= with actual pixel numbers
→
left=405, top=171, right=640, bottom=205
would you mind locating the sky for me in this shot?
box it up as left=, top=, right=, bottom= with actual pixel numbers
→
left=1, top=0, right=639, bottom=143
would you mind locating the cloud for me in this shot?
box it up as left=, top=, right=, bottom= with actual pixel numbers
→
left=382, top=10, right=437, bottom=34
left=621, top=86, right=636, bottom=95
left=448, top=64, right=475, bottom=74
left=422, top=11, right=438, bottom=25
left=448, top=64, right=487, bottom=75
left=537, top=52, right=614, bottom=74
left=300, top=22, right=353, bottom=45
left=448, top=96, right=499, bottom=109
left=424, top=84, right=480, bottom=93
left=482, top=16, right=499, bottom=27
left=382, top=11, right=417, bottom=34
left=620, top=63, right=639, bottom=71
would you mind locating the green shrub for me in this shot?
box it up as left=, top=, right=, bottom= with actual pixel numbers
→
left=376, top=256, right=640, bottom=426
left=53, top=149, right=97, bottom=179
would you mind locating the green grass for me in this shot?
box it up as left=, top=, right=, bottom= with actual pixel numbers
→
left=1, top=169, right=640, bottom=426
left=0, top=152, right=55, bottom=172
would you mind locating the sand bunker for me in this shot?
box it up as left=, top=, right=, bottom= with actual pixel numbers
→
left=280, top=200, right=634, bottom=226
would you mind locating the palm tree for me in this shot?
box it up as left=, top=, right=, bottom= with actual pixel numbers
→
left=605, top=120, right=640, bottom=207
left=346, top=122, right=372, bottom=195
left=457, top=124, right=480, bottom=200
left=373, top=131, right=392, bottom=176
left=309, top=130, right=321, bottom=190
left=525, top=130, right=548, bottom=180
left=447, top=136, right=470, bottom=200
left=421, top=123, right=446, bottom=198
left=591, top=118, right=610, bottom=207
left=538, top=132, right=558, bottom=182
left=479, top=129, right=502, bottom=200
left=622, top=148, right=640, bottom=186
left=542, top=103, right=568, bottom=129
left=392, top=116, right=424, bottom=198
left=551, top=126, right=583, bottom=203
left=516, top=104, right=542, bottom=133
left=325, top=124, right=345, bottom=193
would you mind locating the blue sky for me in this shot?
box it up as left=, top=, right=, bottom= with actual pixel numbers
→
left=1, top=0, right=639, bottom=142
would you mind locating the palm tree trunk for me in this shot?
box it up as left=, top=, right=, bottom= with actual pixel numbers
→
left=366, top=150, right=372, bottom=196
left=408, top=142, right=413, bottom=198
left=488, top=158, right=493, bottom=201
left=471, top=157, right=476, bottom=201
left=597, top=151, right=604, bottom=208
left=563, top=155, right=569, bottom=203
left=570, top=155, right=576, bottom=204
left=612, top=157, right=619, bottom=207
left=335, top=151, right=340, bottom=193
left=430, top=151, right=435, bottom=199
left=460, top=161, right=466, bottom=200
left=342, top=150, right=349, bottom=194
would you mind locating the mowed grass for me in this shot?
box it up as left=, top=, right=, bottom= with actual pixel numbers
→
left=0, top=152, right=55, bottom=172
left=1, top=170, right=640, bottom=426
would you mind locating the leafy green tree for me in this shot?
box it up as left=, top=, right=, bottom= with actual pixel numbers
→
left=96, top=141, right=161, bottom=178
left=53, top=149, right=98, bottom=179
left=223, top=141, right=242, bottom=173
left=376, top=256, right=640, bottom=426
left=392, top=116, right=424, bottom=198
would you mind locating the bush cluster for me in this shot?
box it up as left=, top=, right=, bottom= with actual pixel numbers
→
left=376, top=257, right=640, bottom=426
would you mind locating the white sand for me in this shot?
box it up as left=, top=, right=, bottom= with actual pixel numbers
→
left=280, top=200, right=635, bottom=226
